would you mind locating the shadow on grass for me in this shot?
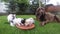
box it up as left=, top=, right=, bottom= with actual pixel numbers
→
left=4, top=22, right=10, bottom=24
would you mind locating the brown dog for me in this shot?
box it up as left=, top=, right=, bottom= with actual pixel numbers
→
left=36, top=7, right=60, bottom=26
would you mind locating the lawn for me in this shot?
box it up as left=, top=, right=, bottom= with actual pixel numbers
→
left=0, top=15, right=60, bottom=34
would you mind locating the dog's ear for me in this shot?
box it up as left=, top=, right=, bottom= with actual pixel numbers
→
left=36, top=7, right=41, bottom=12
left=21, top=19, right=26, bottom=24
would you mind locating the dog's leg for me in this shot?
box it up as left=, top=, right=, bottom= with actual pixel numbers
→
left=40, top=20, right=49, bottom=26
left=54, top=16, right=60, bottom=22
left=40, top=21, right=45, bottom=26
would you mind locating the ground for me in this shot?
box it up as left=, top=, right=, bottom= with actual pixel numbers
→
left=0, top=15, right=60, bottom=34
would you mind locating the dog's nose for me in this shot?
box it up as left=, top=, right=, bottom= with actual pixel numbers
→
left=40, top=10, right=43, bottom=11
left=41, top=12, right=43, bottom=14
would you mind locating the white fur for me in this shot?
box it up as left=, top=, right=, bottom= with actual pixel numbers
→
left=7, top=14, right=35, bottom=27
left=7, top=14, right=16, bottom=22
left=13, top=18, right=24, bottom=26
left=25, top=18, right=34, bottom=26
left=7, top=14, right=16, bottom=26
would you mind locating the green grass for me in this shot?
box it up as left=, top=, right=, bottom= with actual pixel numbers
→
left=0, top=15, right=60, bottom=34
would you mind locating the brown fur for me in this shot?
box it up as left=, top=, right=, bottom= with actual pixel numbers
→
left=36, top=7, right=60, bottom=26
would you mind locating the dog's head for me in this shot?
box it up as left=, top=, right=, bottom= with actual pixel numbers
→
left=39, top=7, right=45, bottom=15
left=36, top=7, right=46, bottom=21
left=36, top=7, right=45, bottom=16
left=21, top=19, right=26, bottom=24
